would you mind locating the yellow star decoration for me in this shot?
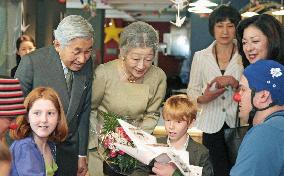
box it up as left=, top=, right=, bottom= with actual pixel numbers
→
left=104, top=19, right=123, bottom=44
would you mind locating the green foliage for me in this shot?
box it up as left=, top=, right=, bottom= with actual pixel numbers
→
left=116, top=154, right=137, bottom=173
left=100, top=111, right=122, bottom=134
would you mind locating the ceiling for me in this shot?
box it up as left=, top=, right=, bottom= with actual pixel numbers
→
left=66, top=0, right=283, bottom=22
left=67, top=0, right=177, bottom=22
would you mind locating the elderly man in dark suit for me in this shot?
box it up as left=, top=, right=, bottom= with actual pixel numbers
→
left=15, top=15, right=94, bottom=176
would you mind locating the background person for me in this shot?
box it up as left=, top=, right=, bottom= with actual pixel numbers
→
left=230, top=60, right=284, bottom=176
left=236, top=14, right=284, bottom=67
left=0, top=76, right=26, bottom=140
left=15, top=15, right=94, bottom=176
left=88, top=21, right=167, bottom=176
left=11, top=35, right=36, bottom=77
left=10, top=87, right=68, bottom=176
left=0, top=76, right=26, bottom=176
left=187, top=5, right=243, bottom=176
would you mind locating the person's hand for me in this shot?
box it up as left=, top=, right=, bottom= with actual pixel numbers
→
left=77, top=157, right=88, bottom=176
left=211, top=76, right=239, bottom=89
left=152, top=162, right=177, bottom=176
left=197, top=83, right=226, bottom=104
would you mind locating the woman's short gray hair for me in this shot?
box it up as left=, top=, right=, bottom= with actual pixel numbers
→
left=54, top=15, right=94, bottom=48
left=119, top=21, right=159, bottom=57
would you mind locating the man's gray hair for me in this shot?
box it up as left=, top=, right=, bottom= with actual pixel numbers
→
left=119, top=21, right=159, bottom=58
left=54, top=15, right=94, bottom=48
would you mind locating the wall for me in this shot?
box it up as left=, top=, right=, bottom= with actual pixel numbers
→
left=0, top=1, right=21, bottom=75
left=103, top=19, right=124, bottom=63
left=150, top=22, right=183, bottom=77
left=24, top=0, right=65, bottom=48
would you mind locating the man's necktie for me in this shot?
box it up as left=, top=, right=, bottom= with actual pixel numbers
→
left=65, top=69, right=73, bottom=94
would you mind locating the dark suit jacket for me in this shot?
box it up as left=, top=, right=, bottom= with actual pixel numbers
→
left=132, top=136, right=214, bottom=176
left=11, top=65, right=18, bottom=77
left=15, top=46, right=93, bottom=176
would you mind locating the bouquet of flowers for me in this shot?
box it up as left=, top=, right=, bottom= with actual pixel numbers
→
left=99, top=111, right=137, bottom=175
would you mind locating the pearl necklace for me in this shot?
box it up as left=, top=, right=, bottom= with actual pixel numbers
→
left=120, top=60, right=136, bottom=83
left=167, top=134, right=189, bottom=151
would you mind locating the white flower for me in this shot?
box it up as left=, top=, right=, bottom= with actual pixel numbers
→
left=270, top=68, right=282, bottom=78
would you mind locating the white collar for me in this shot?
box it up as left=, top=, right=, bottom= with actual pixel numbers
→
left=61, top=60, right=68, bottom=75
left=205, top=39, right=238, bottom=57
left=167, top=134, right=189, bottom=151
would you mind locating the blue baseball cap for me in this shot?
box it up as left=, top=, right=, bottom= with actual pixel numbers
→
left=243, top=60, right=284, bottom=105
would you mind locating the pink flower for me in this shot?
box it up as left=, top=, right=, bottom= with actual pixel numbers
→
left=118, top=150, right=125, bottom=155
left=116, top=127, right=125, bottom=135
left=103, top=136, right=112, bottom=148
left=125, top=135, right=131, bottom=142
left=109, top=150, right=117, bottom=158
left=117, top=127, right=131, bottom=142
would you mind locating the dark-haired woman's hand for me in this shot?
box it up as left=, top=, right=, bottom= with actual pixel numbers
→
left=197, top=83, right=226, bottom=104
left=211, top=76, right=239, bottom=89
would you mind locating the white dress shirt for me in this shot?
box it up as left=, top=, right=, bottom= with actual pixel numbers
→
left=187, top=41, right=244, bottom=133
left=61, top=61, right=68, bottom=78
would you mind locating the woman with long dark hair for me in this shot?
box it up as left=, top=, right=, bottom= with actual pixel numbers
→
left=11, top=35, right=36, bottom=77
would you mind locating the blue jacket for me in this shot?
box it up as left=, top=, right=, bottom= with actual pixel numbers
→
left=231, top=111, right=284, bottom=176
left=10, top=136, right=56, bottom=176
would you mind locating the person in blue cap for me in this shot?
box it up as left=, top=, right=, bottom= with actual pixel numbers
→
left=230, top=60, right=284, bottom=176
